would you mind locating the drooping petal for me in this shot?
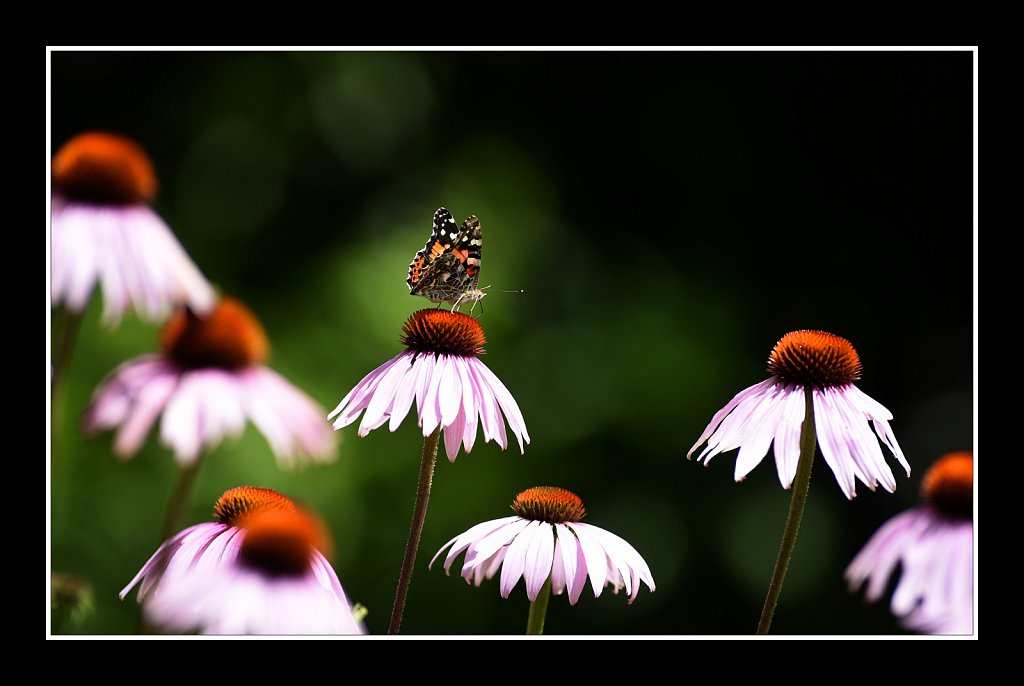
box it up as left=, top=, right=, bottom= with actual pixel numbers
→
left=419, top=354, right=445, bottom=437
left=243, top=368, right=335, bottom=465
left=329, top=353, right=404, bottom=425
left=522, top=524, right=555, bottom=601
left=461, top=518, right=532, bottom=584
left=812, top=388, right=858, bottom=499
left=697, top=380, right=779, bottom=464
left=572, top=522, right=609, bottom=597
left=499, top=521, right=541, bottom=599
left=555, top=524, right=589, bottom=606
left=773, top=386, right=806, bottom=488
left=112, top=369, right=179, bottom=457
left=51, top=200, right=213, bottom=324
left=688, top=378, right=777, bottom=458
left=472, top=360, right=530, bottom=453
left=733, top=385, right=792, bottom=482
left=575, top=523, right=655, bottom=603
left=429, top=516, right=520, bottom=574
left=443, top=403, right=466, bottom=462
left=388, top=353, right=423, bottom=432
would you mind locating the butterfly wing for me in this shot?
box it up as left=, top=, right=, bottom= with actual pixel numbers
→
left=452, top=214, right=482, bottom=287
left=408, top=207, right=461, bottom=295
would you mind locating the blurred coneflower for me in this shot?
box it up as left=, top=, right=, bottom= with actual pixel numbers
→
left=85, top=297, right=336, bottom=540
left=121, top=486, right=364, bottom=635
left=846, top=452, right=974, bottom=634
left=85, top=296, right=335, bottom=467
left=51, top=131, right=213, bottom=326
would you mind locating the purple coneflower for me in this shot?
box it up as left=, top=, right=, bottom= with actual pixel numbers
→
left=432, top=487, right=655, bottom=634
left=51, top=131, right=213, bottom=325
left=85, top=296, right=335, bottom=467
left=329, top=309, right=529, bottom=634
left=688, top=330, right=910, bottom=633
left=846, top=452, right=974, bottom=634
left=689, top=330, right=909, bottom=499
left=329, top=309, right=529, bottom=461
left=121, top=486, right=364, bottom=635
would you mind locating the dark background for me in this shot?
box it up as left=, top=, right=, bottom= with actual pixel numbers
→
left=50, top=51, right=974, bottom=635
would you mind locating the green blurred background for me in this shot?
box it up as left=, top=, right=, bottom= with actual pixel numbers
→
left=49, top=51, right=974, bottom=635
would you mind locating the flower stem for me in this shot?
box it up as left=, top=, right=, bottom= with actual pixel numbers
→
left=50, top=307, right=83, bottom=467
left=526, top=576, right=552, bottom=635
left=388, top=426, right=440, bottom=635
left=158, top=455, right=205, bottom=544
left=756, top=386, right=816, bottom=635
left=52, top=306, right=83, bottom=391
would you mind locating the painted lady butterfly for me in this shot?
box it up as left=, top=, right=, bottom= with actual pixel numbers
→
left=407, top=207, right=486, bottom=310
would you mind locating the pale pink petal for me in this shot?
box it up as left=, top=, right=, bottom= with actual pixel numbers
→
left=443, top=405, right=466, bottom=462
left=555, top=524, right=589, bottom=606
left=238, top=368, right=335, bottom=465
left=733, top=387, right=790, bottom=482
left=83, top=356, right=171, bottom=434
left=812, top=388, right=858, bottom=499
left=575, top=523, right=655, bottom=603
left=120, top=523, right=217, bottom=601
left=466, top=362, right=496, bottom=445
left=499, top=521, right=540, bottom=599
left=112, top=370, right=179, bottom=458
left=550, top=534, right=567, bottom=596
left=523, top=523, right=554, bottom=601
left=466, top=518, right=532, bottom=570
left=438, top=358, right=462, bottom=427
left=842, top=385, right=910, bottom=477
left=329, top=353, right=402, bottom=425
left=360, top=352, right=416, bottom=434
left=572, top=522, right=609, bottom=597
left=688, top=378, right=777, bottom=458
left=474, top=547, right=508, bottom=586
left=472, top=360, right=530, bottom=452
left=429, top=516, right=520, bottom=573
left=158, top=372, right=205, bottom=463
left=773, top=387, right=806, bottom=488
left=51, top=200, right=213, bottom=324
left=453, top=360, right=479, bottom=453
left=419, top=355, right=444, bottom=436
left=388, top=352, right=423, bottom=431
left=697, top=380, right=780, bottom=463
left=832, top=387, right=898, bottom=492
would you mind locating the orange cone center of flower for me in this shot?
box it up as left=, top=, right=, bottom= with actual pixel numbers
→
left=922, top=452, right=973, bottom=519
left=52, top=131, right=157, bottom=205
left=512, top=487, right=587, bottom=523
left=161, top=297, right=270, bottom=370
left=767, top=330, right=862, bottom=388
left=401, top=309, right=486, bottom=357
left=238, top=509, right=331, bottom=578
left=213, top=486, right=296, bottom=525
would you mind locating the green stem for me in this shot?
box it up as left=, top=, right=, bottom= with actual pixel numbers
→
left=52, top=307, right=83, bottom=391
left=388, top=427, right=440, bottom=635
left=756, top=386, right=816, bottom=635
left=526, top=576, right=552, bottom=635
left=51, top=307, right=83, bottom=467
left=158, top=455, right=205, bottom=544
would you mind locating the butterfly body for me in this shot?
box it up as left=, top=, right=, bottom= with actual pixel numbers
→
left=407, top=207, right=486, bottom=310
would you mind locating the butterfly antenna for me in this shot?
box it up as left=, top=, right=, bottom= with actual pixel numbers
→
left=481, top=285, right=525, bottom=295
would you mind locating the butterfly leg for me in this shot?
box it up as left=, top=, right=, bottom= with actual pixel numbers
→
left=450, top=293, right=467, bottom=312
